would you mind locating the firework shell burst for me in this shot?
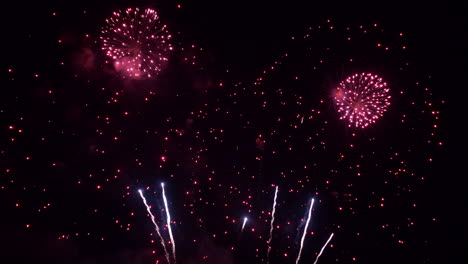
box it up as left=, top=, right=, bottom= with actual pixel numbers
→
left=100, top=7, right=173, bottom=79
left=335, top=73, right=391, bottom=128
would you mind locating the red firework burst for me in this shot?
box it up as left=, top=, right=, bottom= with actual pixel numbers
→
left=334, top=73, right=391, bottom=128
left=100, top=8, right=173, bottom=79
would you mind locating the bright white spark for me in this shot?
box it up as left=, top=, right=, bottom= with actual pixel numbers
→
left=295, top=198, right=315, bottom=264
left=301, top=116, right=304, bottom=124
left=266, top=186, right=279, bottom=264
left=241, top=217, right=248, bottom=232
left=161, top=183, right=176, bottom=264
left=313, top=233, right=334, bottom=264
left=138, top=189, right=170, bottom=264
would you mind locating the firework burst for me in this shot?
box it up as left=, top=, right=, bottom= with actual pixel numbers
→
left=334, top=72, right=391, bottom=128
left=100, top=7, right=173, bottom=79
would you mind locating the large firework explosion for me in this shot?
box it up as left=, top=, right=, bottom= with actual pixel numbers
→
left=0, top=3, right=450, bottom=264
left=334, top=73, right=391, bottom=128
left=100, top=7, right=173, bottom=79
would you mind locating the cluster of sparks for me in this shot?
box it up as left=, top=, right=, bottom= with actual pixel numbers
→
left=334, top=73, right=391, bottom=128
left=100, top=8, right=173, bottom=79
left=0, top=5, right=446, bottom=264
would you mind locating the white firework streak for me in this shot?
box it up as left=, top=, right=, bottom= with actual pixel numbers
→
left=138, top=190, right=171, bottom=264
left=295, top=198, right=315, bottom=264
left=313, top=233, right=334, bottom=264
left=241, top=217, right=248, bottom=232
left=266, top=186, right=279, bottom=264
left=161, top=183, right=176, bottom=264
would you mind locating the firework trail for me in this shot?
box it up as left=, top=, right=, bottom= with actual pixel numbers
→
left=161, top=183, right=176, bottom=264
left=295, top=198, right=315, bottom=264
left=241, top=217, right=248, bottom=232
left=266, top=186, right=279, bottom=264
left=313, top=233, right=334, bottom=264
left=138, top=190, right=171, bottom=264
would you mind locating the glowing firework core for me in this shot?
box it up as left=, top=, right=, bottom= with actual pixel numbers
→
left=334, top=73, right=391, bottom=128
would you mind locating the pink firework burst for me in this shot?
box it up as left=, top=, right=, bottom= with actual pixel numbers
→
left=334, top=73, right=391, bottom=128
left=100, top=8, right=173, bottom=79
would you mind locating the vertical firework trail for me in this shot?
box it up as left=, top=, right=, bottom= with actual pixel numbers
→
left=138, top=190, right=171, bottom=264
left=241, top=217, right=248, bottom=232
left=161, top=183, right=176, bottom=263
left=313, top=233, right=334, bottom=264
left=295, top=198, right=315, bottom=264
left=266, top=186, right=279, bottom=264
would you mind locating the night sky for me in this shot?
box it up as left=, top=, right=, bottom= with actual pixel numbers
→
left=0, top=1, right=457, bottom=264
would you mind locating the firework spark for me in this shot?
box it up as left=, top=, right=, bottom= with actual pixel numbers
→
left=313, top=233, right=334, bottom=264
left=266, top=186, right=279, bottom=264
left=296, top=198, right=315, bottom=264
left=241, top=217, right=248, bottom=232
left=100, top=7, right=173, bottom=79
left=138, top=190, right=171, bottom=264
left=334, top=72, right=391, bottom=128
left=161, top=183, right=176, bottom=264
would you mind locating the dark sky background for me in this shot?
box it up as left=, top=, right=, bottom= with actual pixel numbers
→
left=0, top=1, right=458, bottom=264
